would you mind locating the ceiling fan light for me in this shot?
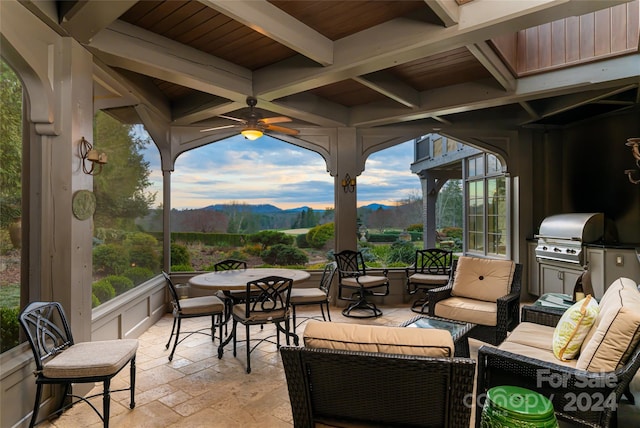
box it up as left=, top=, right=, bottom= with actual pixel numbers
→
left=241, top=128, right=263, bottom=140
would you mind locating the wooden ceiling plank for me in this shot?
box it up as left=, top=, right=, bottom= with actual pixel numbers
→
left=172, top=99, right=245, bottom=126
left=353, top=71, right=420, bottom=108
left=60, top=0, right=138, bottom=43
left=87, top=20, right=252, bottom=102
left=201, top=0, right=333, bottom=66
left=426, top=0, right=459, bottom=27
left=466, top=42, right=516, bottom=91
left=254, top=0, right=629, bottom=100
left=350, top=53, right=640, bottom=127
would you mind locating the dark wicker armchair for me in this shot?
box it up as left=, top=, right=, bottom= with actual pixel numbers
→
left=280, top=346, right=476, bottom=428
left=475, top=306, right=640, bottom=427
left=428, top=258, right=523, bottom=346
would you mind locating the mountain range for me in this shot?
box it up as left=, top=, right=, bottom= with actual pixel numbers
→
left=202, top=203, right=392, bottom=213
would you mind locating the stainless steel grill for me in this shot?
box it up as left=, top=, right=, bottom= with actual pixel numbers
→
left=535, top=213, right=605, bottom=264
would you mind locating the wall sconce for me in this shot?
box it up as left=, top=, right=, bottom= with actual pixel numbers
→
left=341, top=173, right=356, bottom=193
left=79, top=137, right=107, bottom=175
left=624, top=137, right=640, bottom=184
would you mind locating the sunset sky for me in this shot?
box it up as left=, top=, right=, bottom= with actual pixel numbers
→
left=143, top=132, right=421, bottom=211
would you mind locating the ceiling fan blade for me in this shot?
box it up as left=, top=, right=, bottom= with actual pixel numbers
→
left=261, top=116, right=292, bottom=125
left=218, top=114, right=246, bottom=123
left=265, top=124, right=299, bottom=135
left=200, top=124, right=238, bottom=132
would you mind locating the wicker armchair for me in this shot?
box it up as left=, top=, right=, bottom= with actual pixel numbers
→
left=280, top=346, right=476, bottom=428
left=428, top=258, right=523, bottom=345
left=475, top=307, right=640, bottom=427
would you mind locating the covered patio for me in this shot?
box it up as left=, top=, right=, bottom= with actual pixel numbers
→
left=1, top=0, right=640, bottom=426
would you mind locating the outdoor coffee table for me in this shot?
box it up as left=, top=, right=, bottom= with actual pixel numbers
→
left=400, top=315, right=476, bottom=357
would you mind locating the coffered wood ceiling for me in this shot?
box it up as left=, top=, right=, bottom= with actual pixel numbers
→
left=23, top=0, right=640, bottom=148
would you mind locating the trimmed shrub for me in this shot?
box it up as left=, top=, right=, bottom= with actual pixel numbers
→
left=123, top=266, right=154, bottom=285
left=306, top=223, right=334, bottom=249
left=92, top=279, right=116, bottom=304
left=367, top=233, right=397, bottom=243
left=261, top=244, right=308, bottom=266
left=125, top=232, right=160, bottom=271
left=407, top=223, right=423, bottom=232
left=387, top=241, right=416, bottom=265
left=171, top=264, right=194, bottom=272
left=0, top=306, right=20, bottom=353
left=440, top=227, right=463, bottom=240
left=93, top=243, right=129, bottom=275
left=104, top=275, right=134, bottom=295
left=92, top=293, right=101, bottom=308
left=171, top=243, right=190, bottom=266
left=248, top=230, right=294, bottom=250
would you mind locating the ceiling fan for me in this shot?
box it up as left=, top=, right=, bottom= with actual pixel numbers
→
left=200, top=96, right=299, bottom=140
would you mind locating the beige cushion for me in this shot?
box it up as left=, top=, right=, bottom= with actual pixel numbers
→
left=577, top=277, right=640, bottom=372
left=505, top=322, right=556, bottom=351
left=43, top=339, right=138, bottom=378
left=450, top=256, right=515, bottom=302
left=303, top=320, right=454, bottom=358
left=552, top=295, right=599, bottom=361
left=178, top=295, right=224, bottom=315
left=232, top=304, right=288, bottom=322
left=434, top=296, right=497, bottom=326
left=341, top=275, right=388, bottom=288
left=409, top=273, right=449, bottom=285
left=290, top=288, right=327, bottom=304
left=497, top=341, right=577, bottom=369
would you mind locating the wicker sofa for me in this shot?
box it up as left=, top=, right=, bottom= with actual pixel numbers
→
left=476, top=277, right=640, bottom=427
left=280, top=320, right=476, bottom=428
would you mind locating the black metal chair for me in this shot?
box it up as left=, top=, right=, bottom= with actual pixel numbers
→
left=163, top=271, right=225, bottom=361
left=19, top=301, right=138, bottom=428
left=213, top=259, right=248, bottom=333
left=221, top=275, right=296, bottom=373
left=405, top=248, right=453, bottom=314
left=334, top=250, right=389, bottom=318
left=290, top=262, right=337, bottom=333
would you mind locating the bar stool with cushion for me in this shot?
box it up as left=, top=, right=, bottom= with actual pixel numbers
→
left=163, top=271, right=225, bottom=361
left=19, top=301, right=138, bottom=428
left=334, top=250, right=389, bottom=318
left=290, top=261, right=337, bottom=333
left=406, top=248, right=453, bottom=314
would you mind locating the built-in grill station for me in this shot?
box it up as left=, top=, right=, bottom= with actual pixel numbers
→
left=534, top=213, right=607, bottom=296
left=535, top=213, right=605, bottom=265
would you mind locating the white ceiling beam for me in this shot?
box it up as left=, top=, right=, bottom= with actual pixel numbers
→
left=259, top=95, right=348, bottom=128
left=254, top=0, right=628, bottom=100
left=352, top=72, right=420, bottom=108
left=426, top=0, right=459, bottom=27
left=518, top=101, right=539, bottom=120
left=466, top=42, right=516, bottom=91
left=201, top=0, right=333, bottom=66
left=86, top=20, right=252, bottom=102
left=350, top=54, right=640, bottom=126
left=172, top=99, right=245, bottom=126
left=60, top=0, right=138, bottom=43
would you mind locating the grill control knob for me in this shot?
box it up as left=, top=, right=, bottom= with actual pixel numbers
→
left=553, top=247, right=562, bottom=252
left=542, top=246, right=548, bottom=250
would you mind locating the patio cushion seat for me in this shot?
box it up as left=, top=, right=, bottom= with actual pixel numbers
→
left=434, top=296, right=498, bottom=326
left=289, top=287, right=327, bottom=303
left=408, top=273, right=450, bottom=285
left=232, top=304, right=287, bottom=322
left=303, top=320, right=454, bottom=358
left=43, top=340, right=139, bottom=378
left=341, top=275, right=389, bottom=288
left=177, top=296, right=224, bottom=315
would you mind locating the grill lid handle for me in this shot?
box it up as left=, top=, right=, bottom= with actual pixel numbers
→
left=534, top=235, right=582, bottom=241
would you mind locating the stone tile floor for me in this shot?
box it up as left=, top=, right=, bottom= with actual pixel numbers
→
left=39, top=303, right=640, bottom=427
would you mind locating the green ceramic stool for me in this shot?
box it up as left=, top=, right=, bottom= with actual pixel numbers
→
left=481, top=386, right=559, bottom=428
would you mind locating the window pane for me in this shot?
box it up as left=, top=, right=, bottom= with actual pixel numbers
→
left=92, top=113, right=161, bottom=308
left=0, top=60, right=23, bottom=353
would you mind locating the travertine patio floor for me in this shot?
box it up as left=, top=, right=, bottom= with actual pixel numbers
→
left=39, top=303, right=640, bottom=428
